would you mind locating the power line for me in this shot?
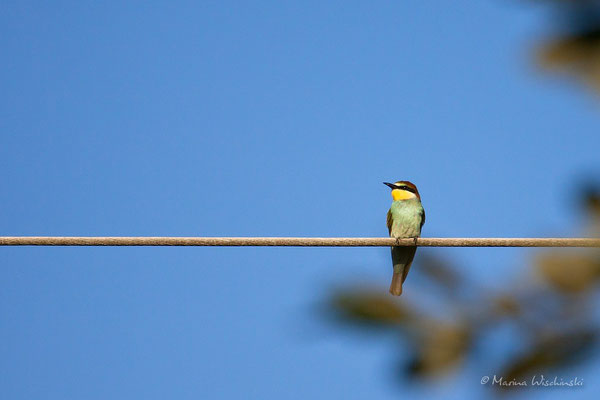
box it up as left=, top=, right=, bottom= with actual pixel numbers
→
left=0, top=237, right=599, bottom=247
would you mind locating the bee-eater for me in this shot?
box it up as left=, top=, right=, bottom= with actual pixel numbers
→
left=383, top=181, right=425, bottom=296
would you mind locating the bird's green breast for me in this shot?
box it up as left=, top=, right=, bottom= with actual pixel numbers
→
left=389, top=199, right=424, bottom=238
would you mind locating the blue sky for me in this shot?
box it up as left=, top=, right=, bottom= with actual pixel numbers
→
left=1, top=1, right=599, bottom=399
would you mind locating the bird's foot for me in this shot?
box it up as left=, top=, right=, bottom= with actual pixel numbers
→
left=392, top=237, right=419, bottom=246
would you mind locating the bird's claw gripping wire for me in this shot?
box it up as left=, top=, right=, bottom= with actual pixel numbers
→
left=393, top=237, right=419, bottom=246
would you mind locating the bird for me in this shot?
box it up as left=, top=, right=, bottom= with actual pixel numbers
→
left=383, top=181, right=425, bottom=296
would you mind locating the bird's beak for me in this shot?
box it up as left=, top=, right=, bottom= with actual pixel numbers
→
left=383, top=182, right=397, bottom=189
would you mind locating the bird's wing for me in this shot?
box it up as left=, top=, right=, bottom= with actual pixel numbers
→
left=420, top=208, right=426, bottom=230
left=386, top=209, right=393, bottom=236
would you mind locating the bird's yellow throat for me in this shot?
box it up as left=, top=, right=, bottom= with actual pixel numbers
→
left=391, top=189, right=417, bottom=201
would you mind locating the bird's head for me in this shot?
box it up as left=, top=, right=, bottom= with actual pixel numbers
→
left=383, top=181, right=421, bottom=201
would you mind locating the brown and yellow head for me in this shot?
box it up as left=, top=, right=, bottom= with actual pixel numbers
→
left=383, top=180, right=421, bottom=201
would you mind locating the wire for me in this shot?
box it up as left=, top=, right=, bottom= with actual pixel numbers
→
left=0, top=237, right=599, bottom=247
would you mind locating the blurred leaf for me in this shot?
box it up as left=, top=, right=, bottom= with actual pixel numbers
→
left=499, top=329, right=597, bottom=388
left=581, top=185, right=600, bottom=217
left=535, top=0, right=600, bottom=91
left=328, top=289, right=415, bottom=327
left=536, top=252, right=600, bottom=293
left=405, top=322, right=471, bottom=378
left=538, top=30, right=600, bottom=90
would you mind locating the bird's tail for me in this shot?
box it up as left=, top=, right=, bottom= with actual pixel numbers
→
left=389, top=245, right=417, bottom=296
left=389, top=271, right=404, bottom=296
